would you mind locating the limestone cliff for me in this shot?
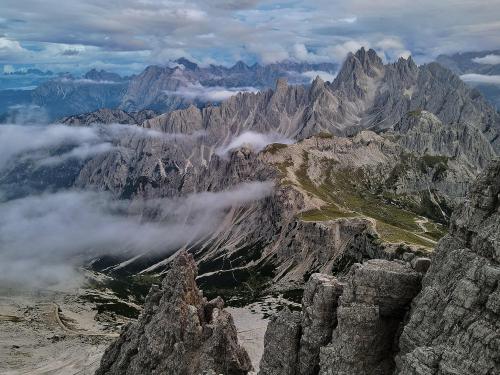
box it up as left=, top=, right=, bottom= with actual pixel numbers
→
left=396, top=160, right=500, bottom=374
left=96, top=250, right=252, bottom=375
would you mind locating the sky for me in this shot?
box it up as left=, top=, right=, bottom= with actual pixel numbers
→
left=1, top=0, right=500, bottom=74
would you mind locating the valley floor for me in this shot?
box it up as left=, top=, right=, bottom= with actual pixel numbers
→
left=0, top=283, right=288, bottom=374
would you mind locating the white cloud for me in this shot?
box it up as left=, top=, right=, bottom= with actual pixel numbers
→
left=301, top=70, right=336, bottom=82
left=165, top=82, right=259, bottom=101
left=460, top=73, right=500, bottom=85
left=0, top=123, right=203, bottom=170
left=472, top=54, right=500, bottom=65
left=3, top=64, right=15, bottom=73
left=1, top=0, right=500, bottom=71
left=0, top=37, right=25, bottom=55
left=216, top=131, right=293, bottom=156
left=339, top=16, right=357, bottom=23
left=0, top=181, right=273, bottom=288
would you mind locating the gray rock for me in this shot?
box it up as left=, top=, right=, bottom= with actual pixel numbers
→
left=60, top=108, right=157, bottom=126
left=298, top=274, right=344, bottom=375
left=396, top=159, right=500, bottom=375
left=259, top=307, right=302, bottom=375
left=96, top=250, right=252, bottom=375
left=319, top=260, right=422, bottom=375
left=410, top=257, right=431, bottom=273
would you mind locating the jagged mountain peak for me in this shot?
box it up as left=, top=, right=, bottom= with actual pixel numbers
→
left=275, top=77, right=288, bottom=91
left=349, top=47, right=384, bottom=76
left=330, top=47, right=384, bottom=101
left=174, top=57, right=199, bottom=71
left=96, top=250, right=252, bottom=374
left=230, top=60, right=251, bottom=72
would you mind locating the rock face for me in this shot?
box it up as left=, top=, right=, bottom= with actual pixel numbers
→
left=259, top=260, right=422, bottom=375
left=60, top=108, right=157, bottom=126
left=396, top=160, right=500, bottom=375
left=96, top=250, right=252, bottom=375
left=259, top=308, right=302, bottom=375
left=319, top=260, right=422, bottom=375
left=299, top=275, right=344, bottom=375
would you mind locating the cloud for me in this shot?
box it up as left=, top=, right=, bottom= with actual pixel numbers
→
left=165, top=82, right=259, bottom=101
left=472, top=54, right=500, bottom=65
left=301, top=70, right=336, bottom=82
left=0, top=181, right=273, bottom=288
left=216, top=131, right=293, bottom=156
left=37, top=142, right=115, bottom=166
left=460, top=74, right=500, bottom=85
left=339, top=17, right=357, bottom=24
left=0, top=123, right=203, bottom=170
left=1, top=1, right=500, bottom=77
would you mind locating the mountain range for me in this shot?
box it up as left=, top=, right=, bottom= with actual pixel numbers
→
left=0, top=59, right=337, bottom=122
left=437, top=49, right=500, bottom=109
left=3, top=48, right=496, bottom=292
left=2, top=47, right=499, bottom=374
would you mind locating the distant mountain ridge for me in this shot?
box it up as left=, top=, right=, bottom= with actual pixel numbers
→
left=436, top=49, right=500, bottom=109
left=0, top=58, right=337, bottom=122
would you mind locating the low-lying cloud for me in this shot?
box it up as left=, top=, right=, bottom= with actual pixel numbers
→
left=301, top=70, right=337, bottom=83
left=460, top=73, right=500, bottom=85
left=472, top=54, right=500, bottom=65
left=0, top=182, right=273, bottom=288
left=216, top=131, right=293, bottom=156
left=0, top=123, right=202, bottom=170
left=165, top=82, right=258, bottom=102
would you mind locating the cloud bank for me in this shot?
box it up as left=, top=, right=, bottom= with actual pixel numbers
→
left=216, top=131, right=294, bottom=156
left=2, top=0, right=500, bottom=73
left=165, top=82, right=258, bottom=102
left=0, top=123, right=202, bottom=170
left=460, top=74, right=500, bottom=85
left=301, top=70, right=337, bottom=83
left=472, top=54, right=500, bottom=65
left=0, top=182, right=273, bottom=288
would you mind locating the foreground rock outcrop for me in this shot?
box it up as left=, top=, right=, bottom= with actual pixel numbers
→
left=96, top=250, right=252, bottom=375
left=258, top=160, right=500, bottom=375
left=259, top=260, right=422, bottom=375
left=319, top=260, right=422, bottom=375
left=396, top=160, right=500, bottom=374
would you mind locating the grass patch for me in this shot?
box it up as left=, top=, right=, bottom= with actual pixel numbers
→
left=300, top=205, right=355, bottom=221
left=290, top=152, right=440, bottom=248
left=265, top=143, right=289, bottom=155
left=375, top=221, right=435, bottom=248
left=317, top=131, right=334, bottom=139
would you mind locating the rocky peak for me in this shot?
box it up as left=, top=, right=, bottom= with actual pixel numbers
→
left=275, top=77, right=289, bottom=92
left=309, top=75, right=327, bottom=100
left=174, top=57, right=199, bottom=71
left=96, top=250, right=252, bottom=375
left=259, top=260, right=424, bottom=375
left=331, top=47, right=384, bottom=100
left=354, top=47, right=384, bottom=76
left=231, top=60, right=251, bottom=73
